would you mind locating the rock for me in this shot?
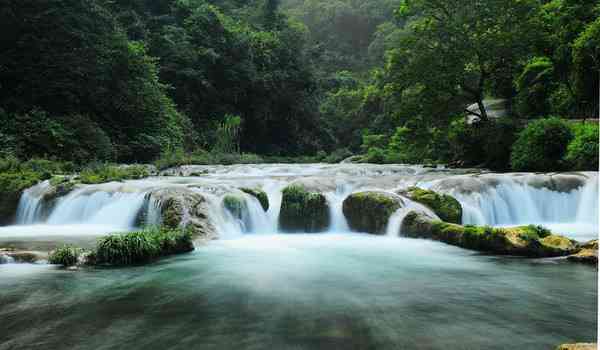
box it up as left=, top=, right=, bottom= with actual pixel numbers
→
left=567, top=240, right=598, bottom=265
left=342, top=191, right=403, bottom=234
left=0, top=249, right=47, bottom=263
left=556, top=343, right=597, bottom=350
left=240, top=188, right=269, bottom=211
left=401, top=212, right=578, bottom=257
left=279, top=185, right=330, bottom=233
left=567, top=249, right=598, bottom=265
left=148, top=188, right=217, bottom=240
left=398, top=187, right=462, bottom=224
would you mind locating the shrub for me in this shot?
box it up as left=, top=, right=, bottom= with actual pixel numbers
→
left=510, top=117, right=573, bottom=171
left=79, top=164, right=150, bottom=184
left=48, top=245, right=82, bottom=267
left=564, top=123, right=599, bottom=170
left=94, top=226, right=194, bottom=266
left=448, top=118, right=518, bottom=170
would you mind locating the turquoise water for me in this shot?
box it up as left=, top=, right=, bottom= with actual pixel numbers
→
left=0, top=234, right=597, bottom=349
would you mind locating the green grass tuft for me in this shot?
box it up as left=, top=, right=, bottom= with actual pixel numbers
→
left=48, top=245, right=82, bottom=267
left=94, top=226, right=194, bottom=266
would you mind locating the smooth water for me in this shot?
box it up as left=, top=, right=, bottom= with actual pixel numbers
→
left=0, top=234, right=596, bottom=350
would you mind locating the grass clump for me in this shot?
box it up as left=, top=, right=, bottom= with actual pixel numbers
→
left=48, top=245, right=82, bottom=267
left=94, top=226, right=194, bottom=266
left=79, top=163, right=150, bottom=184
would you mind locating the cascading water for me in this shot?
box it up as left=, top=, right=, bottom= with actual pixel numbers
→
left=1, top=165, right=597, bottom=242
left=427, top=173, right=599, bottom=241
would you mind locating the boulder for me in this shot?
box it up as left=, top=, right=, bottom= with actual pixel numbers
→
left=147, top=188, right=217, bottom=240
left=398, top=187, right=462, bottom=224
left=401, top=211, right=578, bottom=257
left=342, top=191, right=403, bottom=234
left=279, top=185, right=330, bottom=233
left=240, top=187, right=269, bottom=211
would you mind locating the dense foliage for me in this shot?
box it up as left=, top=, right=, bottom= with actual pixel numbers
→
left=0, top=0, right=597, bottom=170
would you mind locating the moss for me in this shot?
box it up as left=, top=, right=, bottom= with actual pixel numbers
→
left=48, top=245, right=81, bottom=267
left=401, top=211, right=576, bottom=257
left=223, top=195, right=247, bottom=220
left=94, top=226, right=194, bottom=266
left=279, top=185, right=330, bottom=232
left=342, top=191, right=402, bottom=234
left=403, top=187, right=462, bottom=224
left=240, top=188, right=269, bottom=211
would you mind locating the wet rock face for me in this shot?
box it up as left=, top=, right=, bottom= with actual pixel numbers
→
left=279, top=185, right=330, bottom=233
left=400, top=211, right=578, bottom=257
left=398, top=187, right=462, bottom=224
left=148, top=188, right=217, bottom=240
left=342, top=191, right=403, bottom=234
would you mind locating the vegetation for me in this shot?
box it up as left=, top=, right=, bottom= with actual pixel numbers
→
left=279, top=185, right=330, bottom=232
left=94, top=227, right=194, bottom=266
left=0, top=0, right=597, bottom=170
left=79, top=164, right=151, bottom=184
left=510, top=118, right=574, bottom=171
left=48, top=245, right=82, bottom=267
left=565, top=123, right=599, bottom=170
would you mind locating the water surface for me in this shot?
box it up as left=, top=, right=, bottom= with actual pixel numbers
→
left=1, top=234, right=596, bottom=350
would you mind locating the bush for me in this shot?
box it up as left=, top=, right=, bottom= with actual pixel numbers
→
left=564, top=123, right=599, bottom=170
left=79, top=164, right=150, bottom=184
left=48, top=245, right=82, bottom=267
left=154, top=149, right=264, bottom=170
left=510, top=117, right=573, bottom=171
left=94, top=226, right=194, bottom=266
left=448, top=118, right=518, bottom=170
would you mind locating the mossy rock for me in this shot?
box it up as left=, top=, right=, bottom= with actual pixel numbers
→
left=240, top=187, right=269, bottom=211
left=342, top=191, right=403, bottom=234
left=401, top=212, right=577, bottom=257
left=223, top=195, right=247, bottom=220
left=400, top=187, right=462, bottom=224
left=149, top=189, right=217, bottom=239
left=279, top=185, right=330, bottom=233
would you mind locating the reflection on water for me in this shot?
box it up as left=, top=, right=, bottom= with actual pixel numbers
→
left=0, top=234, right=597, bottom=350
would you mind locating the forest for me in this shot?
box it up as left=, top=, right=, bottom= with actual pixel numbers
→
left=0, top=0, right=598, bottom=171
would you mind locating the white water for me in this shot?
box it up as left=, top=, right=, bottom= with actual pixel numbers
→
left=429, top=174, right=599, bottom=241
left=1, top=165, right=597, bottom=243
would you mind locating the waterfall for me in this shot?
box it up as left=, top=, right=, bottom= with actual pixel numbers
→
left=15, top=181, right=54, bottom=224
left=324, top=182, right=352, bottom=233
left=385, top=197, right=440, bottom=237
left=429, top=174, right=599, bottom=240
